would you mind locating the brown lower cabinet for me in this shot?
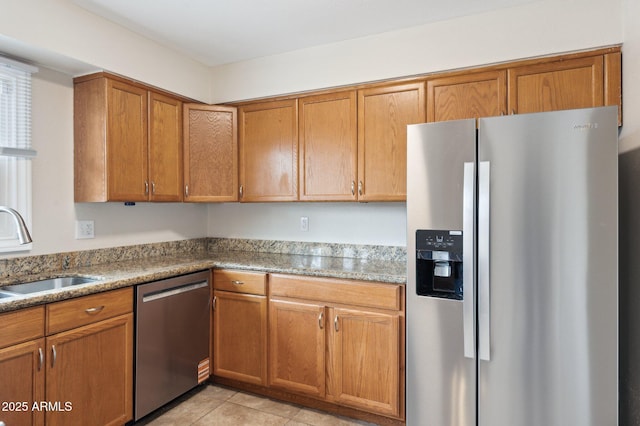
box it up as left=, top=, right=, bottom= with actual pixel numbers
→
left=0, top=288, right=133, bottom=426
left=212, top=270, right=268, bottom=385
left=211, top=270, right=405, bottom=422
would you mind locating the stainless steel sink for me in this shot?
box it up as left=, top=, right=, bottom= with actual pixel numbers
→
left=0, top=290, right=19, bottom=299
left=1, top=276, right=102, bottom=295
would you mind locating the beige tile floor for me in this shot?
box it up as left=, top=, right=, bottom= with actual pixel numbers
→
left=135, top=384, right=379, bottom=426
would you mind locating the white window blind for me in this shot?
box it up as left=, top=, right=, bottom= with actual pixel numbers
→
left=0, top=56, right=37, bottom=252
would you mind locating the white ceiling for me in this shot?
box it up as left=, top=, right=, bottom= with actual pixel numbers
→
left=73, top=0, right=537, bottom=68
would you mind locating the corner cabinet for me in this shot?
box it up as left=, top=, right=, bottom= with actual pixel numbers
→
left=268, top=274, right=405, bottom=420
left=357, top=82, right=425, bottom=201
left=238, top=100, right=298, bottom=202
left=183, top=104, right=238, bottom=202
left=74, top=73, right=184, bottom=202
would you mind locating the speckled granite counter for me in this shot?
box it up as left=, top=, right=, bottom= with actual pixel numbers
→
left=0, top=239, right=407, bottom=313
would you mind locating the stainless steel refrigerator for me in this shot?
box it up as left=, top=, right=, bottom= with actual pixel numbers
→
left=406, top=106, right=618, bottom=426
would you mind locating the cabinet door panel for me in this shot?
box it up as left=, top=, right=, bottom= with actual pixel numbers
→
left=299, top=91, right=357, bottom=201
left=331, top=308, right=400, bottom=417
left=358, top=83, right=425, bottom=201
left=268, top=299, right=325, bottom=397
left=149, top=92, right=183, bottom=202
left=427, top=70, right=506, bottom=122
left=239, top=100, right=298, bottom=202
left=184, top=105, right=238, bottom=202
left=0, top=339, right=45, bottom=426
left=213, top=290, right=267, bottom=385
left=107, top=80, right=149, bottom=201
left=46, top=314, right=133, bottom=426
left=508, top=56, right=604, bottom=114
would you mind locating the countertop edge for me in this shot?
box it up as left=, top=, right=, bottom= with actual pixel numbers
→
left=0, top=253, right=406, bottom=313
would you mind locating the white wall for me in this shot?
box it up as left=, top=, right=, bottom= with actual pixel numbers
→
left=0, top=0, right=211, bottom=102
left=209, top=0, right=623, bottom=103
left=207, top=203, right=406, bottom=246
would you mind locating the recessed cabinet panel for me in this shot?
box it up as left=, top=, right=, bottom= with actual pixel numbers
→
left=213, top=290, right=267, bottom=385
left=268, top=299, right=326, bottom=397
left=184, top=104, right=238, bottom=202
left=358, top=83, right=425, bottom=201
left=299, top=91, right=357, bottom=201
left=46, top=314, right=133, bottom=426
left=107, top=80, right=149, bottom=201
left=331, top=307, right=400, bottom=417
left=427, top=71, right=507, bottom=122
left=149, top=92, right=183, bottom=202
left=239, top=100, right=298, bottom=202
left=508, top=56, right=604, bottom=115
left=0, top=339, right=45, bottom=426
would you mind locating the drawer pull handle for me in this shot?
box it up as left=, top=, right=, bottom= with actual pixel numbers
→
left=231, top=280, right=244, bottom=286
left=85, top=305, right=105, bottom=315
left=213, top=296, right=217, bottom=310
left=51, top=345, right=57, bottom=368
left=334, top=315, right=340, bottom=332
left=318, top=312, right=324, bottom=329
left=38, top=347, right=44, bottom=371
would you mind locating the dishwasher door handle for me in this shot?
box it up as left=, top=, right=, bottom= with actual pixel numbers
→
left=142, top=281, right=208, bottom=303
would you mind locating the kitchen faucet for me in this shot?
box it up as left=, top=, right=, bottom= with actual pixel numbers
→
left=0, top=206, right=32, bottom=244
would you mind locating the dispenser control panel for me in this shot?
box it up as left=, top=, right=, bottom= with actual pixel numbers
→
left=415, top=229, right=463, bottom=300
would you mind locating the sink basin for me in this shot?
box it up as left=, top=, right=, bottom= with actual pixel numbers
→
left=2, top=276, right=102, bottom=295
left=0, top=291, right=19, bottom=299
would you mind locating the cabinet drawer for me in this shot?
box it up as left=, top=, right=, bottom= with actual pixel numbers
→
left=269, top=274, right=401, bottom=311
left=0, top=306, right=44, bottom=348
left=46, top=287, right=133, bottom=335
left=214, top=270, right=266, bottom=295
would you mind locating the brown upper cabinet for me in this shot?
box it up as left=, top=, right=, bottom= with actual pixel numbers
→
left=238, top=99, right=298, bottom=202
left=357, top=82, right=425, bottom=202
left=183, top=104, right=238, bottom=202
left=74, top=74, right=183, bottom=202
left=427, top=70, right=507, bottom=122
left=299, top=91, right=358, bottom=201
left=508, top=52, right=622, bottom=125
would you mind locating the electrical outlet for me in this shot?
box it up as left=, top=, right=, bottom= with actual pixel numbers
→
left=300, top=216, right=309, bottom=232
left=75, top=220, right=95, bottom=239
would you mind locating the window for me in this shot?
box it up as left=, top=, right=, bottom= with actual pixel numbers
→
left=0, top=56, right=37, bottom=252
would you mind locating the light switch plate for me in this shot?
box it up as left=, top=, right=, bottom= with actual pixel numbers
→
left=75, top=220, right=95, bottom=239
left=300, top=216, right=309, bottom=232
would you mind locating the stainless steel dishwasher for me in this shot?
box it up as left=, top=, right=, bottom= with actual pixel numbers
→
left=134, top=270, right=210, bottom=421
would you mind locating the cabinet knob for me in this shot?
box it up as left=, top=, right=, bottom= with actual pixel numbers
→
left=318, top=311, right=324, bottom=329
left=239, top=185, right=244, bottom=199
left=334, top=315, right=340, bottom=332
left=151, top=181, right=156, bottom=195
left=351, top=181, right=355, bottom=196
left=185, top=184, right=189, bottom=198
left=231, top=280, right=244, bottom=286
left=144, top=180, right=149, bottom=195
left=358, top=181, right=363, bottom=197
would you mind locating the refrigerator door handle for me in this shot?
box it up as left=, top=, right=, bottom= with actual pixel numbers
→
left=478, top=161, right=491, bottom=361
left=463, top=162, right=475, bottom=359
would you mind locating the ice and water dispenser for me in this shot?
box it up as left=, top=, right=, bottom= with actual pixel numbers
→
left=415, top=230, right=463, bottom=300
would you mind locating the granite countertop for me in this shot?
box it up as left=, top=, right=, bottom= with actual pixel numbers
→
left=0, top=249, right=407, bottom=313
